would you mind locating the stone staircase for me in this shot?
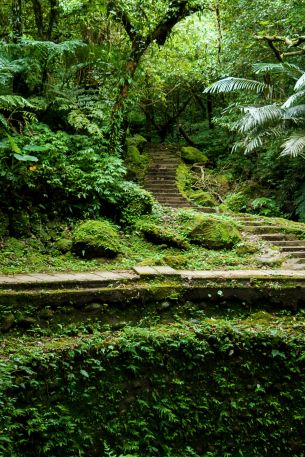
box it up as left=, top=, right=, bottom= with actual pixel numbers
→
left=236, top=215, right=305, bottom=269
left=144, top=144, right=216, bottom=212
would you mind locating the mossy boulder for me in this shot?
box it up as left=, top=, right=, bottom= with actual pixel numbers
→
left=181, top=146, right=208, bottom=164
left=55, top=238, right=72, bottom=253
left=136, top=221, right=189, bottom=249
left=187, top=215, right=242, bottom=249
left=72, top=219, right=121, bottom=259
left=0, top=210, right=9, bottom=238
left=189, top=190, right=218, bottom=207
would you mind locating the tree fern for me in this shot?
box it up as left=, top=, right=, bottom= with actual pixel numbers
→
left=204, top=77, right=268, bottom=94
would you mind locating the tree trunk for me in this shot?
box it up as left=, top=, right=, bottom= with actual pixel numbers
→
left=12, top=0, right=22, bottom=42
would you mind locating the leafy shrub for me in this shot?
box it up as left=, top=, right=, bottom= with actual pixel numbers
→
left=119, top=182, right=155, bottom=224
left=72, top=219, right=122, bottom=258
left=224, top=192, right=248, bottom=212
left=250, top=197, right=282, bottom=217
left=0, top=123, right=127, bottom=218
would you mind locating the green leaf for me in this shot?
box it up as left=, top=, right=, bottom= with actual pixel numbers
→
left=23, top=144, right=49, bottom=152
left=13, top=153, right=38, bottom=162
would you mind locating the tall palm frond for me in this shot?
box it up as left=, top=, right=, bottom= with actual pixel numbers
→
left=253, top=62, right=302, bottom=79
left=280, top=134, right=305, bottom=157
left=204, top=77, right=268, bottom=94
left=237, top=104, right=283, bottom=133
left=282, top=91, right=305, bottom=108
left=295, top=73, right=305, bottom=91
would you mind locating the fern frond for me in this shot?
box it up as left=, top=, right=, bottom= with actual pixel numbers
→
left=282, top=91, right=305, bottom=108
left=253, top=62, right=303, bottom=79
left=295, top=73, right=305, bottom=91
left=0, top=95, right=33, bottom=110
left=237, top=104, right=282, bottom=133
left=280, top=134, right=305, bottom=157
left=244, top=136, right=264, bottom=153
left=204, top=77, right=268, bottom=94
left=284, top=104, right=305, bottom=120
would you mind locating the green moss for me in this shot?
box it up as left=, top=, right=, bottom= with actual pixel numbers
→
left=186, top=214, right=242, bottom=249
left=135, top=220, right=189, bottom=249
left=125, top=134, right=147, bottom=150
left=55, top=238, right=72, bottom=253
left=181, top=146, right=209, bottom=164
left=224, top=192, right=248, bottom=212
left=189, top=190, right=218, bottom=207
left=235, top=242, right=259, bottom=255
left=72, top=219, right=122, bottom=259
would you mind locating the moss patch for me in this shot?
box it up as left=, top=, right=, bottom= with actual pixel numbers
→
left=180, top=213, right=242, bottom=249
left=72, top=219, right=122, bottom=259
left=181, top=146, right=208, bottom=164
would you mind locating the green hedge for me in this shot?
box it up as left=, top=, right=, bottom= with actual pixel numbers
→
left=1, top=322, right=305, bottom=456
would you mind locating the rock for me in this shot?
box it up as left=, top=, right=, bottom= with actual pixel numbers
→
left=72, top=219, right=121, bottom=259
left=181, top=146, right=209, bottom=164
left=136, top=220, right=189, bottom=249
left=187, top=215, right=242, bottom=250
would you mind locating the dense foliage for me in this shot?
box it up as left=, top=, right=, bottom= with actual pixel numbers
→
left=1, top=316, right=305, bottom=457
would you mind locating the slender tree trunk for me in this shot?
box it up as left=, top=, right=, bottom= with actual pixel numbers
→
left=12, top=0, right=22, bottom=42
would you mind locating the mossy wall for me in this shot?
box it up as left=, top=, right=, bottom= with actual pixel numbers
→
left=1, top=319, right=305, bottom=457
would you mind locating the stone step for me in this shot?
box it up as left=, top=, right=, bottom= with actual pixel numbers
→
left=271, top=240, right=305, bottom=246
left=245, top=226, right=282, bottom=234
left=241, top=221, right=276, bottom=226
left=292, top=257, right=305, bottom=264
left=196, top=207, right=218, bottom=213
left=280, top=246, right=305, bottom=252
left=286, top=252, right=305, bottom=258
left=260, top=234, right=295, bottom=241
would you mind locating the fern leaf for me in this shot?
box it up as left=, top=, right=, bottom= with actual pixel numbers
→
left=237, top=104, right=282, bottom=133
left=204, top=77, right=268, bottom=94
left=0, top=95, right=33, bottom=110
left=253, top=62, right=303, bottom=79
left=280, top=134, right=305, bottom=158
left=295, top=73, right=305, bottom=91
left=282, top=91, right=305, bottom=108
left=284, top=104, right=305, bottom=120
